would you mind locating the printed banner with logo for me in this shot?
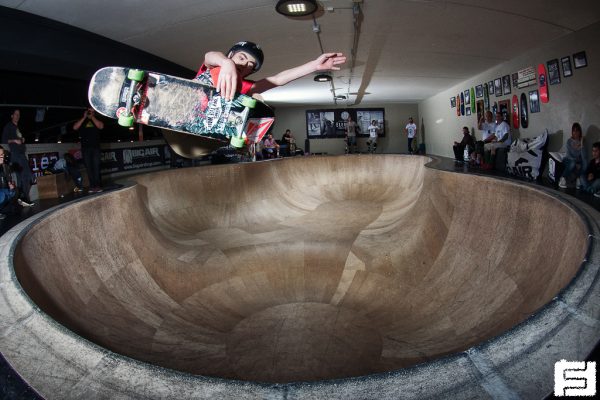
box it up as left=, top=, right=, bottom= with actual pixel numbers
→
left=101, top=145, right=171, bottom=174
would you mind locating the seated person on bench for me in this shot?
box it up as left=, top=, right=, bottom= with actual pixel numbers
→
left=263, top=133, right=279, bottom=158
left=453, top=126, right=474, bottom=162
left=558, top=122, right=587, bottom=189
left=482, top=112, right=511, bottom=167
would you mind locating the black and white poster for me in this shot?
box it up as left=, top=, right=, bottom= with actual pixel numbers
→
left=306, top=108, right=385, bottom=138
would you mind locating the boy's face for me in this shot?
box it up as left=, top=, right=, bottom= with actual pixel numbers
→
left=593, top=147, right=600, bottom=160
left=230, top=51, right=257, bottom=77
left=0, top=150, right=4, bottom=164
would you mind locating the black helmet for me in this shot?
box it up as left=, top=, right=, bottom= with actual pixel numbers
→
left=227, top=41, right=264, bottom=72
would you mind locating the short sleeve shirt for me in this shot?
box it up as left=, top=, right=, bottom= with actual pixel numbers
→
left=406, top=123, right=417, bottom=138
left=195, top=65, right=254, bottom=95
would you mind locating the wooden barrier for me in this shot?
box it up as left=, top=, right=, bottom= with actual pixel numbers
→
left=36, top=170, right=88, bottom=199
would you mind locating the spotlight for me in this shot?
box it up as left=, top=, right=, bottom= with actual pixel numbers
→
left=276, top=0, right=318, bottom=16
left=314, top=73, right=332, bottom=82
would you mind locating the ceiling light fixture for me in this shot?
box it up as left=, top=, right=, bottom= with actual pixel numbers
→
left=314, top=73, right=332, bottom=82
left=276, top=0, right=318, bottom=17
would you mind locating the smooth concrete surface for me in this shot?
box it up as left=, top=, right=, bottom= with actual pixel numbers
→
left=1, top=155, right=599, bottom=399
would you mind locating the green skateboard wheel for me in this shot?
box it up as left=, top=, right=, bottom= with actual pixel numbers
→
left=230, top=136, right=246, bottom=148
left=239, top=95, right=256, bottom=109
left=118, top=114, right=135, bottom=127
left=127, top=69, right=145, bottom=81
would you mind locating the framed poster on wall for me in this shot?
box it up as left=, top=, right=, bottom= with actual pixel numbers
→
left=306, top=108, right=385, bottom=138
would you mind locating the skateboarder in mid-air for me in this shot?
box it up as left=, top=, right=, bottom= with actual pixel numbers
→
left=195, top=41, right=346, bottom=101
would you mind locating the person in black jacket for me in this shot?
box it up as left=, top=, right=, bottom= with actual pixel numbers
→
left=453, top=126, right=475, bottom=163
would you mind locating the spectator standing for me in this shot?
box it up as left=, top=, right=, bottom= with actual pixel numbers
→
left=0, top=146, right=16, bottom=219
left=405, top=117, right=417, bottom=154
left=1, top=109, right=34, bottom=206
left=346, top=115, right=358, bottom=154
left=367, top=120, right=380, bottom=153
left=73, top=107, right=104, bottom=193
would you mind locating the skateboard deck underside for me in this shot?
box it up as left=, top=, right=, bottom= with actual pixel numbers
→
left=89, top=67, right=274, bottom=156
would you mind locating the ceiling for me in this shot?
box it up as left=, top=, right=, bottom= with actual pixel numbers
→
left=3, top=0, right=600, bottom=106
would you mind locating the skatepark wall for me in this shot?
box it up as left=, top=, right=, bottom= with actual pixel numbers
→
left=418, top=21, right=600, bottom=160
left=271, top=103, right=419, bottom=155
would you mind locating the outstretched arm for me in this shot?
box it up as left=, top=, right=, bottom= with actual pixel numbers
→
left=249, top=52, right=346, bottom=95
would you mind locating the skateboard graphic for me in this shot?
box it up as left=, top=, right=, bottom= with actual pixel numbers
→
left=537, top=63, right=549, bottom=104
left=470, top=87, right=475, bottom=113
left=460, top=92, right=465, bottom=116
left=483, top=83, right=490, bottom=111
left=89, top=67, right=275, bottom=158
left=456, top=94, right=461, bottom=117
left=520, top=92, right=529, bottom=129
left=512, top=94, right=519, bottom=129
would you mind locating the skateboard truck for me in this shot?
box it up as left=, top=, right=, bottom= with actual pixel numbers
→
left=118, top=69, right=146, bottom=127
left=230, top=94, right=257, bottom=148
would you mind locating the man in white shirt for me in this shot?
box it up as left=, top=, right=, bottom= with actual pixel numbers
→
left=367, top=120, right=380, bottom=153
left=405, top=117, right=417, bottom=154
left=482, top=112, right=511, bottom=167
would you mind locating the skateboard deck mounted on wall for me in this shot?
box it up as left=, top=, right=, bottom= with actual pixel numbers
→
left=470, top=87, right=476, bottom=113
left=537, top=63, right=549, bottom=104
left=88, top=66, right=274, bottom=158
left=483, top=83, right=490, bottom=111
left=520, top=92, right=529, bottom=128
left=512, top=94, right=519, bottom=129
left=460, top=92, right=465, bottom=116
left=456, top=94, right=461, bottom=116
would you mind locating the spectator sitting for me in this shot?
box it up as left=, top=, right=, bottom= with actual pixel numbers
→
left=482, top=112, right=511, bottom=168
left=473, top=111, right=496, bottom=166
left=0, top=146, right=16, bottom=219
left=581, top=141, right=600, bottom=197
left=263, top=133, right=279, bottom=158
left=558, top=122, right=587, bottom=189
left=453, top=126, right=474, bottom=163
left=47, top=155, right=84, bottom=194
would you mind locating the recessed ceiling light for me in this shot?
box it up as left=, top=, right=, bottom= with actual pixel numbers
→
left=314, top=74, right=332, bottom=82
left=276, top=0, right=318, bottom=17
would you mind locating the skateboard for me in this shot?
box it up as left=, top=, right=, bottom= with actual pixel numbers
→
left=460, top=92, right=465, bottom=116
left=512, top=95, right=519, bottom=129
left=470, top=87, right=476, bottom=113
left=520, top=92, right=529, bottom=128
left=483, top=83, right=490, bottom=111
left=88, top=67, right=275, bottom=158
left=456, top=94, right=461, bottom=116
left=537, top=63, right=549, bottom=103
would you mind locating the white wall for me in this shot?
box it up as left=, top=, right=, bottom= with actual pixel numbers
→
left=419, top=22, right=600, bottom=158
left=272, top=103, right=419, bottom=155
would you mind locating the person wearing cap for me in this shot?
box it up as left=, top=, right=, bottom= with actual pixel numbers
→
left=196, top=41, right=346, bottom=100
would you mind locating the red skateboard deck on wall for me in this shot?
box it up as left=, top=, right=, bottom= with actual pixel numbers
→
left=512, top=95, right=519, bottom=129
left=537, top=63, right=549, bottom=103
